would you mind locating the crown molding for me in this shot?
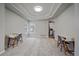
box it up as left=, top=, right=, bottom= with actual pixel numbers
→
left=6, top=3, right=70, bottom=21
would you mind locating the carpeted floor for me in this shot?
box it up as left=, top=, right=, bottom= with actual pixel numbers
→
left=1, top=37, right=65, bottom=56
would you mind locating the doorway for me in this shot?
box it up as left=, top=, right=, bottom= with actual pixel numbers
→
left=49, top=21, right=55, bottom=39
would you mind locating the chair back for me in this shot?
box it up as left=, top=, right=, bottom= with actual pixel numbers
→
left=58, top=35, right=62, bottom=43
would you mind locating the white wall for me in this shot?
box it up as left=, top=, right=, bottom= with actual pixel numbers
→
left=0, top=4, right=5, bottom=54
left=52, top=4, right=79, bottom=56
left=5, top=9, right=29, bottom=37
left=75, top=4, right=79, bottom=56
left=29, top=21, right=48, bottom=38
left=53, top=5, right=75, bottom=41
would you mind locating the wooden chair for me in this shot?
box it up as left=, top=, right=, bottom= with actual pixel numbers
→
left=63, top=40, right=75, bottom=55
left=57, top=35, right=63, bottom=51
left=16, top=34, right=23, bottom=44
left=8, top=36, right=17, bottom=48
left=5, top=35, right=9, bottom=50
left=19, top=34, right=23, bottom=42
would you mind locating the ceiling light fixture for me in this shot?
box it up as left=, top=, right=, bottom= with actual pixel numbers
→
left=34, top=6, right=43, bottom=12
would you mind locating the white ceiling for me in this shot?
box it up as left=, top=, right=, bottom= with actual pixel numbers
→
left=5, top=3, right=73, bottom=21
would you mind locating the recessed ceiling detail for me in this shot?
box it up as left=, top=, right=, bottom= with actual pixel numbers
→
left=34, top=6, right=43, bottom=12
left=5, top=3, right=73, bottom=21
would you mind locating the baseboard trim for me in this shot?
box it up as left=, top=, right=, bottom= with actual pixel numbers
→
left=0, top=50, right=5, bottom=55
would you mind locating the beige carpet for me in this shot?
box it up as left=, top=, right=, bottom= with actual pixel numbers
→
left=1, top=37, right=65, bottom=56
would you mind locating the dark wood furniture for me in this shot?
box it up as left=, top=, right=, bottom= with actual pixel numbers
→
left=5, top=35, right=9, bottom=50
left=5, top=33, right=23, bottom=49
left=49, top=28, right=55, bottom=39
left=63, top=40, right=75, bottom=55
left=8, top=35, right=18, bottom=48
left=57, top=35, right=75, bottom=55
left=57, top=35, right=66, bottom=51
left=16, top=34, right=23, bottom=44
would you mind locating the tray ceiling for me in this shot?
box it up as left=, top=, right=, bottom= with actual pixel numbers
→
left=5, top=3, right=73, bottom=21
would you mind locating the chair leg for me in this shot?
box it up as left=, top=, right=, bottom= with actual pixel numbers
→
left=13, top=39, right=17, bottom=48
left=60, top=44, right=62, bottom=52
left=57, top=42, right=60, bottom=47
left=57, top=43, right=59, bottom=47
left=17, top=40, right=18, bottom=45
left=13, top=40, right=15, bottom=48
left=8, top=38, right=10, bottom=48
left=63, top=44, right=69, bottom=55
left=64, top=49, right=67, bottom=55
left=20, top=37, right=23, bottom=42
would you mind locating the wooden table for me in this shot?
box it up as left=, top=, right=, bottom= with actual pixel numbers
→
left=63, top=40, right=75, bottom=55
left=7, top=34, right=18, bottom=48
left=59, top=36, right=74, bottom=54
